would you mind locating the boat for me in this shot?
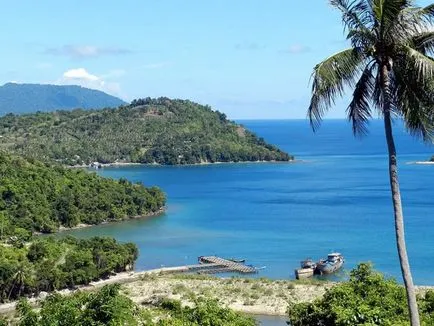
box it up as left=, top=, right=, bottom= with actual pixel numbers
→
left=295, top=258, right=317, bottom=279
left=315, top=253, right=344, bottom=275
left=227, top=258, right=246, bottom=263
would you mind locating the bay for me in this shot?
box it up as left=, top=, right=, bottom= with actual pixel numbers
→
left=64, top=119, right=434, bottom=285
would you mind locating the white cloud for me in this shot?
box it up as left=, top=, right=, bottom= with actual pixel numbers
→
left=58, top=68, right=125, bottom=99
left=63, top=68, right=99, bottom=81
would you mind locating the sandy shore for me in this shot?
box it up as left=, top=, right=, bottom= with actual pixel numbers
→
left=121, top=274, right=333, bottom=316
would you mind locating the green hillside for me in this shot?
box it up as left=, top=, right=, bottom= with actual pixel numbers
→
left=0, top=83, right=125, bottom=114
left=0, top=237, right=138, bottom=302
left=0, top=152, right=165, bottom=238
left=0, top=97, right=293, bottom=165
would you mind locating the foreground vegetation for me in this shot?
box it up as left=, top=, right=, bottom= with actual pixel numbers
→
left=0, top=97, right=293, bottom=165
left=4, top=264, right=434, bottom=325
left=288, top=263, right=434, bottom=326
left=1, top=284, right=256, bottom=325
left=307, top=1, right=434, bottom=324
left=0, top=152, right=165, bottom=238
left=0, top=236, right=138, bottom=303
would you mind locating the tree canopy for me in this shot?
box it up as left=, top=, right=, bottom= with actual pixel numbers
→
left=288, top=263, right=434, bottom=326
left=0, top=236, right=138, bottom=302
left=0, top=97, right=293, bottom=165
left=0, top=152, right=165, bottom=238
left=9, top=284, right=257, bottom=326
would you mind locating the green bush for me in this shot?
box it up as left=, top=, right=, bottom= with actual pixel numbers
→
left=288, top=263, right=434, bottom=326
left=15, top=285, right=257, bottom=326
left=0, top=236, right=138, bottom=302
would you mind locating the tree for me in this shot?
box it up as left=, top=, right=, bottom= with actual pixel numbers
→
left=307, top=1, right=434, bottom=325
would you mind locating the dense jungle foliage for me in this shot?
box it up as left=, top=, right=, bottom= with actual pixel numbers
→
left=0, top=152, right=165, bottom=238
left=288, top=263, right=434, bottom=326
left=0, top=237, right=138, bottom=303
left=0, top=97, right=293, bottom=165
left=2, top=284, right=256, bottom=325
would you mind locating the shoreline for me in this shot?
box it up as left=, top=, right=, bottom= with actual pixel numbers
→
left=55, top=208, right=165, bottom=233
left=410, top=161, right=434, bottom=165
left=68, top=159, right=299, bottom=169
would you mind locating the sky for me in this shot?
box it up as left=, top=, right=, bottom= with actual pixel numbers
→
left=0, top=0, right=431, bottom=119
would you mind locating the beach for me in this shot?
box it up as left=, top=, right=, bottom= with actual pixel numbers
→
left=0, top=270, right=332, bottom=316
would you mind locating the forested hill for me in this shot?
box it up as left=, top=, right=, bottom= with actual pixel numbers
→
left=0, top=83, right=125, bottom=114
left=0, top=152, right=165, bottom=238
left=0, top=97, right=293, bottom=165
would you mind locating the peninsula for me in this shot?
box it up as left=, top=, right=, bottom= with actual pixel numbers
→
left=0, top=97, right=293, bottom=166
left=0, top=152, right=165, bottom=237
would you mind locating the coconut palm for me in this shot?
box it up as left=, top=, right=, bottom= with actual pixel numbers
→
left=307, top=1, right=434, bottom=324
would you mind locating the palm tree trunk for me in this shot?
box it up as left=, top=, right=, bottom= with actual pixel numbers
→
left=382, top=65, right=420, bottom=326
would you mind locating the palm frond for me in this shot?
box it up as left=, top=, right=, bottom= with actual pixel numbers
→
left=347, top=28, right=377, bottom=48
left=410, top=31, right=434, bottom=55
left=374, top=0, right=415, bottom=40
left=308, top=48, right=365, bottom=130
left=330, top=0, right=375, bottom=30
left=347, top=61, right=377, bottom=136
left=400, top=45, right=434, bottom=82
left=393, top=57, right=434, bottom=141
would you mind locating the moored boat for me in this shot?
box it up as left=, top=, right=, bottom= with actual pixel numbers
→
left=315, top=253, right=344, bottom=275
left=295, top=258, right=317, bottom=279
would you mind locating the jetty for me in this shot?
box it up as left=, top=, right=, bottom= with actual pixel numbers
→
left=195, top=256, right=257, bottom=274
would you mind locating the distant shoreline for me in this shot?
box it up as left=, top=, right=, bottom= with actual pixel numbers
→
left=408, top=161, right=434, bottom=165
left=69, top=159, right=300, bottom=169
left=54, top=208, right=165, bottom=233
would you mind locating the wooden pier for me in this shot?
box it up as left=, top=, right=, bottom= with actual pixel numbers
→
left=196, top=256, right=257, bottom=274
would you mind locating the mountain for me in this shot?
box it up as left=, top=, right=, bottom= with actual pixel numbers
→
left=0, top=83, right=126, bottom=114
left=0, top=151, right=165, bottom=236
left=0, top=97, right=293, bottom=165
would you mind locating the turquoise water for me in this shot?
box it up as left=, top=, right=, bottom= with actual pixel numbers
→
left=64, top=119, right=434, bottom=286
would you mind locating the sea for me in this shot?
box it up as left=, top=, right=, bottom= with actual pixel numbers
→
left=63, top=119, right=434, bottom=325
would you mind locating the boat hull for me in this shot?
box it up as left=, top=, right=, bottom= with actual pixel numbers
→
left=295, top=268, right=315, bottom=279
left=315, top=257, right=344, bottom=275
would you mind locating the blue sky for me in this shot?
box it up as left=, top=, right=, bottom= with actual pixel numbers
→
left=0, top=1, right=431, bottom=119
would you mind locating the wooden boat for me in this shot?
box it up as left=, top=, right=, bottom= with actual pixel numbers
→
left=295, top=258, right=317, bottom=279
left=315, top=253, right=344, bottom=275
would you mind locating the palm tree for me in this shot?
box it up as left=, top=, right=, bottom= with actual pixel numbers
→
left=307, top=1, right=434, bottom=325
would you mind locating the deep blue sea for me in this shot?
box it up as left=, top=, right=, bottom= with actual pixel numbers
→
left=65, top=119, right=434, bottom=287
